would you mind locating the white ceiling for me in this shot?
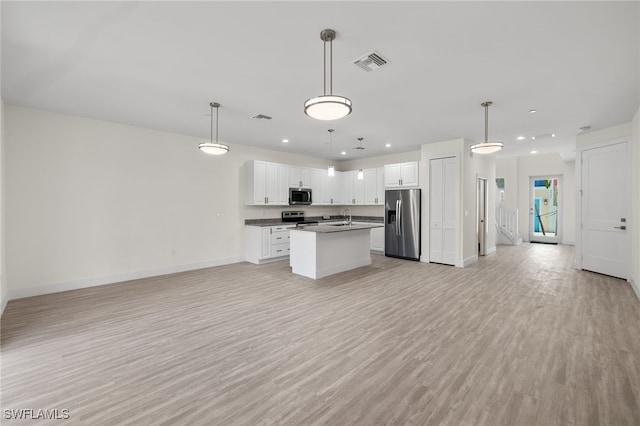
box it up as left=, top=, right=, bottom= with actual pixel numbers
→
left=2, top=1, right=638, bottom=161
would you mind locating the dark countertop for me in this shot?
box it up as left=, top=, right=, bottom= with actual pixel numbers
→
left=245, top=215, right=383, bottom=227
left=290, top=222, right=383, bottom=233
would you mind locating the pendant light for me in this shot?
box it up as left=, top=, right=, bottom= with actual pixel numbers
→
left=470, top=101, right=503, bottom=155
left=357, top=169, right=364, bottom=180
left=304, top=29, right=352, bottom=121
left=327, top=129, right=336, bottom=176
left=199, top=102, right=229, bottom=155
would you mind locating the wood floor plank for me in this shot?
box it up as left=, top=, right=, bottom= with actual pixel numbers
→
left=1, top=243, right=639, bottom=425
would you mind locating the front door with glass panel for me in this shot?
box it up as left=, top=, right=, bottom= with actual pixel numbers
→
left=529, top=176, right=561, bottom=244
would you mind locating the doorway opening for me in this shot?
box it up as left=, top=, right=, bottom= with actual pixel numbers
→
left=477, top=177, right=488, bottom=255
left=529, top=176, right=561, bottom=244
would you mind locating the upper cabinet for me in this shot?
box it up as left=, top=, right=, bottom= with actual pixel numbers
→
left=244, top=160, right=287, bottom=205
left=289, top=166, right=311, bottom=189
left=320, top=171, right=344, bottom=205
left=343, top=170, right=364, bottom=205
left=384, top=161, right=419, bottom=188
left=364, top=167, right=385, bottom=205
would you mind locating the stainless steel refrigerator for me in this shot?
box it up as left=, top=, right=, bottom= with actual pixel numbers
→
left=385, top=189, right=421, bottom=260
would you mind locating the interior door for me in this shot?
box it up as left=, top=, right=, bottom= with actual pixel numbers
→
left=581, top=142, right=630, bottom=279
left=429, top=157, right=458, bottom=265
left=529, top=176, right=561, bottom=243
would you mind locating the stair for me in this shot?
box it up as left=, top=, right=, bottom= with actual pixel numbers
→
left=496, top=204, right=523, bottom=246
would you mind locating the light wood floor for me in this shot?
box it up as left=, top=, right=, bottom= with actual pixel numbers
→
left=2, top=244, right=639, bottom=425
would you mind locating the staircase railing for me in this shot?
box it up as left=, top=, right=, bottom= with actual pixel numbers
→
left=496, top=203, right=519, bottom=244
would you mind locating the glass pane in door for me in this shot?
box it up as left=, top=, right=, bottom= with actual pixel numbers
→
left=530, top=176, right=560, bottom=243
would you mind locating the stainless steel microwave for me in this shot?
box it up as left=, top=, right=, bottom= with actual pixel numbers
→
left=289, top=188, right=312, bottom=205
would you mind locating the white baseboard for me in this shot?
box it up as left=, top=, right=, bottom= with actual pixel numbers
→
left=630, top=278, right=640, bottom=301
left=459, top=255, right=478, bottom=268
left=562, top=240, right=575, bottom=246
left=1, top=275, right=8, bottom=315
left=486, top=246, right=497, bottom=255
left=8, top=257, right=244, bottom=301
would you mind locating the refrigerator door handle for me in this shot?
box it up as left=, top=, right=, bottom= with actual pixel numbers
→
left=395, top=199, right=400, bottom=236
left=398, top=199, right=402, bottom=236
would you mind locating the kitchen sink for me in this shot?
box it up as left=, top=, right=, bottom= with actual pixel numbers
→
left=327, top=222, right=352, bottom=227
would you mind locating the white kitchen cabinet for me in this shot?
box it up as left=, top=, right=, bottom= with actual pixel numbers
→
left=310, top=168, right=323, bottom=205
left=276, top=163, right=290, bottom=204
left=245, top=224, right=295, bottom=264
left=353, top=222, right=385, bottom=253
left=364, top=167, right=385, bottom=205
left=370, top=226, right=385, bottom=253
left=289, top=166, right=311, bottom=189
left=320, top=171, right=344, bottom=205
left=243, top=160, right=284, bottom=205
left=384, top=161, right=419, bottom=188
left=343, top=170, right=364, bottom=205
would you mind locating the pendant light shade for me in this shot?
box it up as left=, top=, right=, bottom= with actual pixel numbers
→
left=304, top=29, right=352, bottom=121
left=470, top=101, right=503, bottom=155
left=357, top=169, right=364, bottom=180
left=199, top=102, right=229, bottom=155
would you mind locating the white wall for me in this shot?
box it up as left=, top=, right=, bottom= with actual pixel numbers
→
left=4, top=106, right=341, bottom=299
left=496, top=154, right=576, bottom=245
left=0, top=0, right=7, bottom=314
left=0, top=98, right=6, bottom=314
left=495, top=157, right=518, bottom=212
left=463, top=140, right=497, bottom=260
left=632, top=109, right=640, bottom=297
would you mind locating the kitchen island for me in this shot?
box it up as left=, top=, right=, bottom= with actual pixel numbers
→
left=289, top=223, right=383, bottom=279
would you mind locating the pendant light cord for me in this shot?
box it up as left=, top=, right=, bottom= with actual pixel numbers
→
left=485, top=104, right=489, bottom=143
left=329, top=38, right=333, bottom=95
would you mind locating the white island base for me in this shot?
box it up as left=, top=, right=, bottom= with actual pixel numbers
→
left=289, top=227, right=373, bottom=279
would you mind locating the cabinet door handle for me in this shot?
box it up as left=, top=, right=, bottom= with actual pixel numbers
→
left=614, top=226, right=626, bottom=230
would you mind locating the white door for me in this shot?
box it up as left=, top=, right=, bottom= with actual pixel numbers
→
left=581, top=141, right=630, bottom=279
left=529, top=176, right=561, bottom=244
left=429, top=157, right=459, bottom=265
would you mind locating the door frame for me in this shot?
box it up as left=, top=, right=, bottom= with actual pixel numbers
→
left=477, top=177, right=488, bottom=255
left=529, top=175, right=562, bottom=244
left=422, top=152, right=461, bottom=266
left=575, top=136, right=631, bottom=276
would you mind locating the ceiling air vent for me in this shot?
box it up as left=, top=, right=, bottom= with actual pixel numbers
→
left=252, top=114, right=272, bottom=120
left=352, top=51, right=390, bottom=72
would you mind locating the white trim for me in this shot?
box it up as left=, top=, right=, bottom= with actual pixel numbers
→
left=8, top=257, right=244, bottom=300
left=561, top=240, right=575, bottom=246
left=630, top=278, right=640, bottom=301
left=576, top=137, right=632, bottom=278
left=575, top=136, right=631, bottom=271
left=1, top=288, right=8, bottom=315
left=486, top=246, right=497, bottom=255
left=460, top=255, right=478, bottom=268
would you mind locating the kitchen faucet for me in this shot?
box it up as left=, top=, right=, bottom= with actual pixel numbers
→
left=343, top=208, right=352, bottom=225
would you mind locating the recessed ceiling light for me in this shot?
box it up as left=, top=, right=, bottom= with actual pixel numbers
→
left=531, top=136, right=536, bottom=140
left=528, top=109, right=537, bottom=114
left=282, top=139, right=289, bottom=143
left=530, top=150, right=538, bottom=154
left=341, top=151, right=346, bottom=155
left=551, top=133, right=556, bottom=138
left=385, top=143, right=391, bottom=148
left=516, top=136, right=526, bottom=140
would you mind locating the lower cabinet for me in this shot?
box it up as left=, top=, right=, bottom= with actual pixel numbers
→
left=353, top=223, right=385, bottom=253
left=246, top=225, right=295, bottom=264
